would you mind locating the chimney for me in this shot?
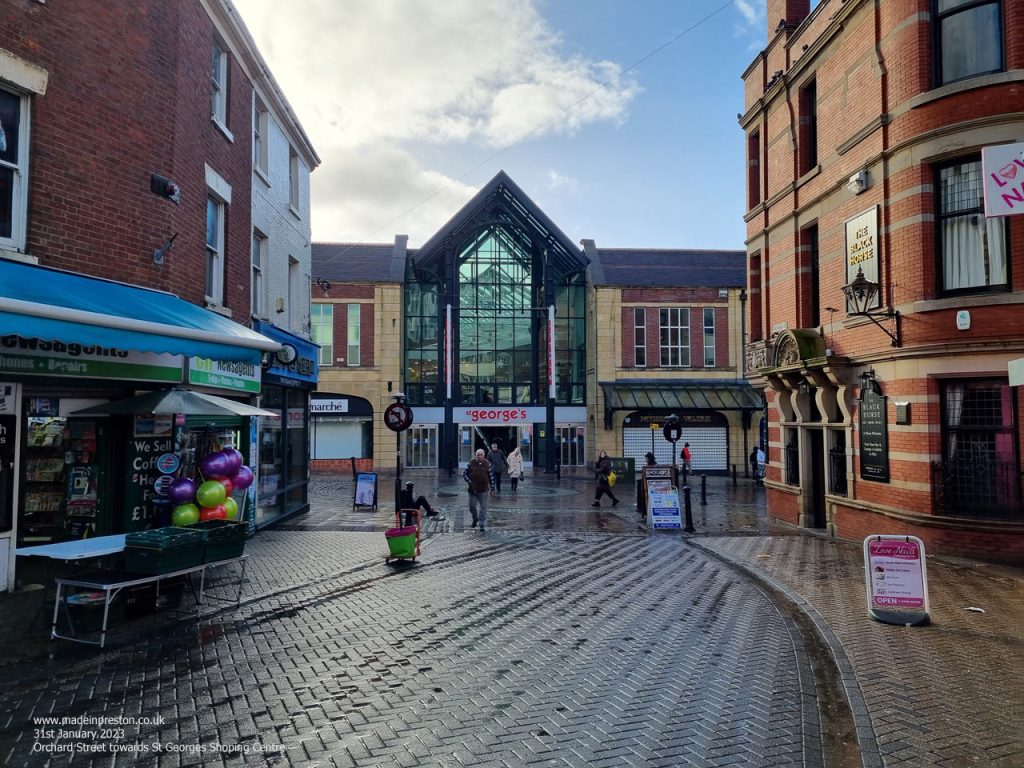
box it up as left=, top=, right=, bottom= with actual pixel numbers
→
left=767, top=0, right=810, bottom=39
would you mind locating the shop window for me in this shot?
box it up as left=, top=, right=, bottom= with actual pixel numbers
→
left=937, top=158, right=1008, bottom=295
left=0, top=85, right=28, bottom=250
left=311, top=303, right=333, bottom=365
left=937, top=379, right=1020, bottom=517
left=633, top=308, right=646, bottom=367
left=935, top=0, right=1003, bottom=86
left=703, top=308, right=715, bottom=367
left=785, top=429, right=800, bottom=486
left=659, top=307, right=690, bottom=367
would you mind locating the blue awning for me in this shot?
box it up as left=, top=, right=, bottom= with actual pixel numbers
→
left=0, top=260, right=279, bottom=363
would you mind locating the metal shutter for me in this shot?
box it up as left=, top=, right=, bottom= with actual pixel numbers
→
left=623, top=426, right=728, bottom=471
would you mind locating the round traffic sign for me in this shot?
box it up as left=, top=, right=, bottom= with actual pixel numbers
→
left=663, top=421, right=682, bottom=443
left=384, top=402, right=414, bottom=432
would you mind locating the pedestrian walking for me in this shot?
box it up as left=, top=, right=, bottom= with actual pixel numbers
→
left=463, top=448, right=491, bottom=531
left=681, top=442, right=692, bottom=471
left=592, top=450, right=620, bottom=507
left=754, top=446, right=766, bottom=486
left=644, top=451, right=657, bottom=466
left=486, top=441, right=507, bottom=493
left=749, top=447, right=759, bottom=478
left=506, top=446, right=524, bottom=493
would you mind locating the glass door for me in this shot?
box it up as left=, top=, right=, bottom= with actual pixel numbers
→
left=405, top=425, right=438, bottom=468
left=555, top=425, right=586, bottom=466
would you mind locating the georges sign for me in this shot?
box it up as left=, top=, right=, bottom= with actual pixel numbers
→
left=460, top=407, right=545, bottom=424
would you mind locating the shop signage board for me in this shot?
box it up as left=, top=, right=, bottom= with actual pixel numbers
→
left=354, top=472, right=377, bottom=508
left=310, top=398, right=349, bottom=413
left=643, top=465, right=681, bottom=529
left=863, top=535, right=930, bottom=626
left=858, top=378, right=889, bottom=482
left=124, top=435, right=175, bottom=531
left=246, top=418, right=258, bottom=535
left=844, top=207, right=880, bottom=312
left=982, top=141, right=1024, bottom=217
left=0, top=338, right=182, bottom=382
left=188, top=357, right=261, bottom=393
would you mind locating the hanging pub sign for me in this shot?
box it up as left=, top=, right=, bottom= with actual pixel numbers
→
left=845, top=207, right=880, bottom=312
left=858, top=374, right=889, bottom=482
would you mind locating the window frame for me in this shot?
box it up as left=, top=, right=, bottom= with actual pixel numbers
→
left=288, top=145, right=300, bottom=212
left=798, top=78, right=818, bottom=175
left=633, top=307, right=646, bottom=367
left=659, top=307, right=691, bottom=368
left=0, top=84, right=29, bottom=252
left=747, top=129, right=761, bottom=209
left=205, top=194, right=226, bottom=307
left=703, top=308, right=716, bottom=368
left=311, top=303, right=334, bottom=366
left=347, top=303, right=361, bottom=367
left=251, top=230, right=266, bottom=318
left=253, top=96, right=269, bottom=177
left=934, top=0, right=1004, bottom=87
left=210, top=39, right=231, bottom=138
left=935, top=156, right=1010, bottom=297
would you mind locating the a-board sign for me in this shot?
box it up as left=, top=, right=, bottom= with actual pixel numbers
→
left=643, top=465, right=681, bottom=529
left=863, top=535, right=930, bottom=626
left=354, top=472, right=378, bottom=508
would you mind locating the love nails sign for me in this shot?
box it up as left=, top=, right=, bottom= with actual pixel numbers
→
left=982, top=142, right=1024, bottom=218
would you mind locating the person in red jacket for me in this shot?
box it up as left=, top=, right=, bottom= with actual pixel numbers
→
left=681, top=442, right=692, bottom=471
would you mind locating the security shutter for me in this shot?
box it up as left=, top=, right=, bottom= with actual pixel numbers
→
left=623, top=426, right=728, bottom=471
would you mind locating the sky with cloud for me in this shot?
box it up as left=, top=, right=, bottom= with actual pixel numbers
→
left=235, top=0, right=767, bottom=249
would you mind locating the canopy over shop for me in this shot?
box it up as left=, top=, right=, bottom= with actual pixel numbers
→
left=1, top=261, right=281, bottom=591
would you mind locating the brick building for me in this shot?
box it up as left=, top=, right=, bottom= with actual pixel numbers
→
left=0, top=0, right=317, bottom=589
left=310, top=172, right=759, bottom=477
left=741, top=0, right=1024, bottom=562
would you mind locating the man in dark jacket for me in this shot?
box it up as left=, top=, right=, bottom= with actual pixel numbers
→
left=400, top=481, right=436, bottom=517
left=486, top=442, right=507, bottom=493
left=462, top=448, right=491, bottom=531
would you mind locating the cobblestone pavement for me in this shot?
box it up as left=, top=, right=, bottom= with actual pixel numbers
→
left=1, top=531, right=827, bottom=767
left=1, top=470, right=1021, bottom=768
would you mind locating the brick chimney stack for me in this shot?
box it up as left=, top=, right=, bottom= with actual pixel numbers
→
left=767, top=0, right=810, bottom=39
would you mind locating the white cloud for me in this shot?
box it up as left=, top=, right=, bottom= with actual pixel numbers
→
left=235, top=0, right=638, bottom=242
left=546, top=170, right=579, bottom=194
left=735, top=0, right=765, bottom=28
left=237, top=0, right=637, bottom=150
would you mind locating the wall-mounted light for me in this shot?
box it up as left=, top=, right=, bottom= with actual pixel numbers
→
left=842, top=268, right=900, bottom=347
left=315, top=278, right=331, bottom=295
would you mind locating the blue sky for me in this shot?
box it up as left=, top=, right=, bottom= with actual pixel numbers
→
left=235, top=0, right=767, bottom=250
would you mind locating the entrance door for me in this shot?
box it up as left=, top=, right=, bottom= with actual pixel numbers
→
left=405, top=425, right=437, bottom=468
left=809, top=429, right=826, bottom=528
left=555, top=425, right=585, bottom=466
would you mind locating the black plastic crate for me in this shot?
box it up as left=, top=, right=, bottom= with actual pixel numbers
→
left=63, top=592, right=125, bottom=634
left=124, top=545, right=204, bottom=574
left=126, top=527, right=204, bottom=551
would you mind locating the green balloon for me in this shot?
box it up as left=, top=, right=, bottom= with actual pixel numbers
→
left=196, top=480, right=227, bottom=508
left=222, top=497, right=239, bottom=520
left=171, top=503, right=200, bottom=527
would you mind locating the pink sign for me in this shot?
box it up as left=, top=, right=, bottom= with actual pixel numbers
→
left=866, top=537, right=926, bottom=609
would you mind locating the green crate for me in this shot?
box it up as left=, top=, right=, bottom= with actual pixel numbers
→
left=179, top=520, right=246, bottom=563
left=124, top=545, right=204, bottom=574
left=126, top=527, right=204, bottom=551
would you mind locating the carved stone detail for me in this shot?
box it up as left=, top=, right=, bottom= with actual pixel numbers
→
left=775, top=336, right=800, bottom=367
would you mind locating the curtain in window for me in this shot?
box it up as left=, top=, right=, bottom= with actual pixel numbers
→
left=942, top=215, right=1006, bottom=290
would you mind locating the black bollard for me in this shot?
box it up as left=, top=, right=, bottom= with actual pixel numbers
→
left=732, top=464, right=737, bottom=486
left=700, top=474, right=707, bottom=505
left=683, top=486, right=695, bottom=533
left=681, top=464, right=688, bottom=487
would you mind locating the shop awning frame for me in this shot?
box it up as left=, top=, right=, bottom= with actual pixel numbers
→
left=600, top=380, right=764, bottom=429
left=0, top=260, right=280, bottom=364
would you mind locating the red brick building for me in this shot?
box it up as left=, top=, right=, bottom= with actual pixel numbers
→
left=742, top=0, right=1024, bottom=563
left=0, top=0, right=317, bottom=588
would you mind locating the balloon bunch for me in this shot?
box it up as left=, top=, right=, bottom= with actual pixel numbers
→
left=169, top=447, right=254, bottom=525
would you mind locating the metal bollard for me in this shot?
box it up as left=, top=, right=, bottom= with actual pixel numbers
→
left=732, top=464, right=737, bottom=486
left=701, top=474, right=707, bottom=505
left=683, top=486, right=695, bottom=533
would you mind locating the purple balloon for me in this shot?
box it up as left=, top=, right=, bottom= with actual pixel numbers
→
left=223, top=447, right=244, bottom=474
left=201, top=451, right=231, bottom=479
left=168, top=477, right=197, bottom=504
left=231, top=465, right=254, bottom=490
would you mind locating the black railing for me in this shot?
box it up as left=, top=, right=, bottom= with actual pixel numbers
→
left=785, top=443, right=799, bottom=486
left=932, top=458, right=1022, bottom=519
left=828, top=447, right=847, bottom=496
